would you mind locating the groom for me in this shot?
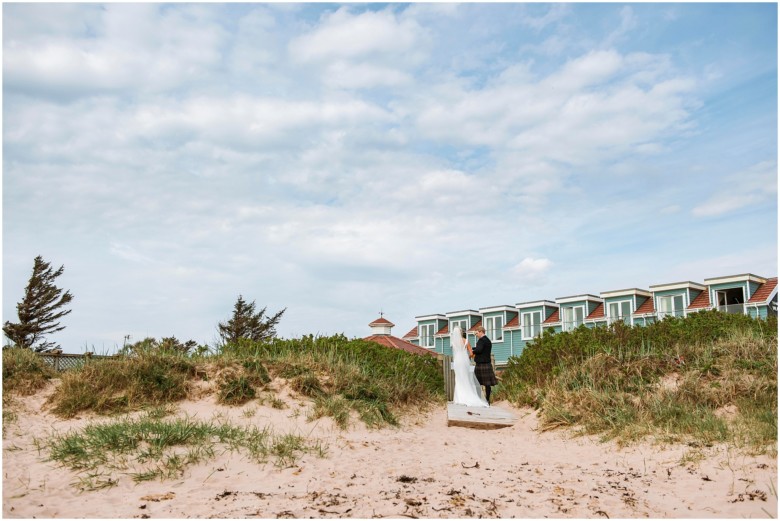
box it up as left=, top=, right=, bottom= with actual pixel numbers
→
left=472, top=326, right=498, bottom=405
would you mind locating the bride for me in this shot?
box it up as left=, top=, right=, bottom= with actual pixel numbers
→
left=451, top=325, right=489, bottom=407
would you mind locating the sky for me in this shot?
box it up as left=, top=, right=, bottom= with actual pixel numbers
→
left=3, top=2, right=778, bottom=353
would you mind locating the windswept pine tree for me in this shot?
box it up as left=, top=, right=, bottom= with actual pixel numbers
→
left=3, top=256, right=74, bottom=352
left=218, top=295, right=285, bottom=345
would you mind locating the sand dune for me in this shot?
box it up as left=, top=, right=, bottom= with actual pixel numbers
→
left=3, top=380, right=776, bottom=518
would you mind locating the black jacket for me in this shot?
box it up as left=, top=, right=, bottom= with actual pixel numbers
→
left=472, top=335, right=492, bottom=364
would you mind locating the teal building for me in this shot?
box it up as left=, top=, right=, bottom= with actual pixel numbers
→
left=403, top=273, right=777, bottom=367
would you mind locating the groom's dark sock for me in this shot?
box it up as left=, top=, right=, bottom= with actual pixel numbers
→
left=485, top=386, right=491, bottom=404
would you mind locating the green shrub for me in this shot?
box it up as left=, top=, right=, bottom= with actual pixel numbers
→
left=242, top=359, right=271, bottom=385
left=276, top=362, right=312, bottom=379
left=43, top=333, right=444, bottom=429
left=3, top=348, right=56, bottom=396
left=246, top=334, right=444, bottom=428
left=218, top=376, right=256, bottom=405
left=498, top=311, right=777, bottom=451
left=290, top=373, right=324, bottom=397
left=47, top=352, right=196, bottom=417
left=310, top=395, right=351, bottom=429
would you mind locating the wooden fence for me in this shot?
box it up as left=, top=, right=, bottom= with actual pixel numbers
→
left=38, top=353, right=115, bottom=372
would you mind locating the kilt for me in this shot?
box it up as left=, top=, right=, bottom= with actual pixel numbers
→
left=474, top=362, right=498, bottom=386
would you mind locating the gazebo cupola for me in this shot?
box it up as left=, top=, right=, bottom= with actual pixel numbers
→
left=368, top=316, right=395, bottom=336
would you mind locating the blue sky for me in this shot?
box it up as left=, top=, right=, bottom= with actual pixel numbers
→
left=3, top=3, right=777, bottom=352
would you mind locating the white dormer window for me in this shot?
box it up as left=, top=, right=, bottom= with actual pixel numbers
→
left=419, top=324, right=435, bottom=347
left=451, top=319, right=467, bottom=334
left=608, top=300, right=632, bottom=324
left=658, top=295, right=684, bottom=318
left=562, top=306, right=584, bottom=331
left=484, top=316, right=504, bottom=341
left=522, top=311, right=542, bottom=340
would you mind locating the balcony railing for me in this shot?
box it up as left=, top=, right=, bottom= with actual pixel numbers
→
left=657, top=309, right=685, bottom=319
left=715, top=303, right=745, bottom=315
left=562, top=321, right=584, bottom=331
left=521, top=326, right=542, bottom=339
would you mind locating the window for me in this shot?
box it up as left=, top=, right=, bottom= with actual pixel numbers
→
left=562, top=306, right=584, bottom=331
left=716, top=288, right=745, bottom=314
left=658, top=295, right=685, bottom=318
left=419, top=324, right=435, bottom=347
left=522, top=311, right=542, bottom=340
left=608, top=300, right=632, bottom=324
left=484, top=316, right=504, bottom=341
left=450, top=320, right=467, bottom=334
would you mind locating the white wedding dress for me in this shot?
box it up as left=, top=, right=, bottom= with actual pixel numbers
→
left=451, top=326, right=489, bottom=407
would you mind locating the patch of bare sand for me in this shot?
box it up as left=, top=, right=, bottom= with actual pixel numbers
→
left=3, top=380, right=777, bottom=519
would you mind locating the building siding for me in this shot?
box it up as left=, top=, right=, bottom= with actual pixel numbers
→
left=414, top=273, right=774, bottom=365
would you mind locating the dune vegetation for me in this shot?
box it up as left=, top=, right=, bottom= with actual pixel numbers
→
left=496, top=311, right=777, bottom=454
left=4, top=312, right=775, bottom=451
left=3, top=334, right=444, bottom=490
left=4, top=334, right=445, bottom=429
left=2, top=310, right=776, bottom=490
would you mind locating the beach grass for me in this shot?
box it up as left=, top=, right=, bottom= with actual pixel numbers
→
left=21, top=310, right=775, bottom=454
left=45, top=352, right=196, bottom=417
left=47, top=411, right=327, bottom=490
left=497, top=311, right=777, bottom=453
left=224, top=335, right=443, bottom=427
left=3, top=347, right=56, bottom=397
left=3, top=347, right=58, bottom=434
left=38, top=334, right=443, bottom=429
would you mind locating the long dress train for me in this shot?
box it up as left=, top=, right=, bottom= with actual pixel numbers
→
left=451, top=326, right=489, bottom=407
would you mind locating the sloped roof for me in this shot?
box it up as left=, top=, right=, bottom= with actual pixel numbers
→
left=687, top=290, right=711, bottom=310
left=435, top=324, right=449, bottom=336
left=748, top=277, right=778, bottom=304
left=402, top=326, right=419, bottom=339
left=467, top=320, right=482, bottom=333
left=363, top=335, right=438, bottom=357
left=634, top=297, right=655, bottom=315
left=504, top=316, right=520, bottom=329
left=586, top=303, right=605, bottom=321
left=543, top=310, right=560, bottom=324
left=369, top=317, right=395, bottom=327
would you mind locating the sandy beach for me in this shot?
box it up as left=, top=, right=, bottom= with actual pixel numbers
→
left=3, top=379, right=776, bottom=519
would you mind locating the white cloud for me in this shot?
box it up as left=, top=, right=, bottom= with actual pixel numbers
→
left=323, top=61, right=413, bottom=89
left=260, top=205, right=444, bottom=273
left=4, top=94, right=394, bottom=166
left=520, top=35, right=569, bottom=57
left=545, top=50, right=624, bottom=92
left=394, top=169, right=488, bottom=211
left=692, top=161, right=777, bottom=217
left=289, top=7, right=424, bottom=62
left=691, top=194, right=763, bottom=218
left=4, top=4, right=227, bottom=97
left=3, top=3, right=103, bottom=41
left=512, top=258, right=553, bottom=279
left=287, top=7, right=429, bottom=91
left=411, top=48, right=698, bottom=172
left=224, top=7, right=282, bottom=79
left=506, top=257, right=556, bottom=292
left=109, top=242, right=154, bottom=264
left=402, top=3, right=462, bottom=20
left=520, top=4, right=570, bottom=31
left=602, top=6, right=638, bottom=48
